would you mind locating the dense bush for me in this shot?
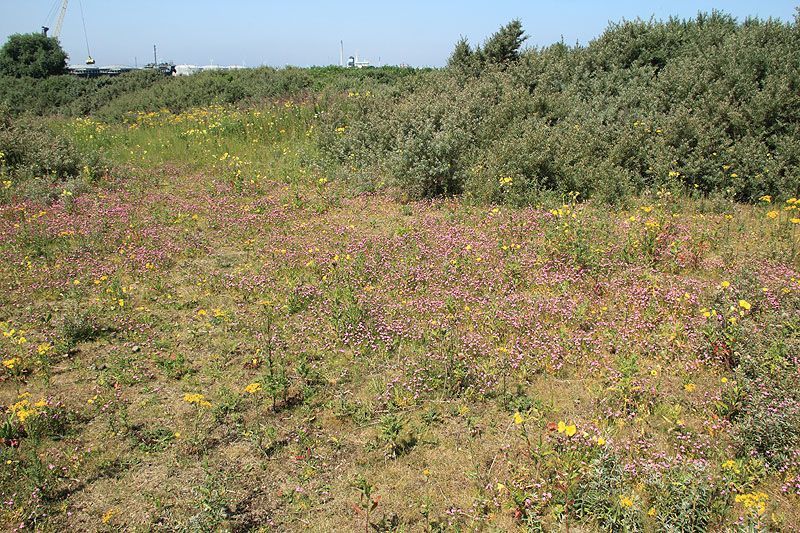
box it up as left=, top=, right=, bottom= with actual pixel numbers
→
left=0, top=107, right=106, bottom=203
left=0, top=66, right=421, bottom=119
left=0, top=33, right=67, bottom=78
left=321, top=12, right=800, bottom=203
left=1, top=74, right=106, bottom=116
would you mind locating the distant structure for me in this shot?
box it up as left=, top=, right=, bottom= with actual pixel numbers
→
left=173, top=63, right=246, bottom=76
left=144, top=62, right=177, bottom=75
left=339, top=41, right=370, bottom=68
left=346, top=52, right=370, bottom=69
left=44, top=0, right=69, bottom=40
left=68, top=65, right=136, bottom=77
left=175, top=65, right=201, bottom=76
left=68, top=63, right=258, bottom=77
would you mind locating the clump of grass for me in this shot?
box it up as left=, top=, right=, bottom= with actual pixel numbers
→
left=58, top=310, right=101, bottom=352
left=375, top=414, right=417, bottom=459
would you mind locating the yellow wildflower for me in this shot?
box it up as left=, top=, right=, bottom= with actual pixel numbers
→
left=244, top=382, right=262, bottom=394
left=619, top=495, right=634, bottom=508
left=739, top=300, right=751, bottom=311
left=102, top=508, right=116, bottom=524
left=37, top=342, right=53, bottom=355
left=183, top=393, right=211, bottom=408
left=722, top=459, right=740, bottom=474
left=734, top=491, right=768, bottom=516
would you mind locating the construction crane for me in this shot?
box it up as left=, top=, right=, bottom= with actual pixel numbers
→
left=41, top=0, right=69, bottom=40
left=53, top=0, right=69, bottom=40
left=77, top=0, right=94, bottom=64
left=42, top=0, right=95, bottom=65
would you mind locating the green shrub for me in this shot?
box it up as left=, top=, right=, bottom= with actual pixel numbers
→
left=322, top=14, right=800, bottom=204
left=58, top=310, right=102, bottom=352
left=0, top=33, right=67, bottom=78
left=644, top=464, right=727, bottom=531
left=734, top=330, right=800, bottom=469
left=572, top=452, right=644, bottom=531
left=0, top=116, right=81, bottom=178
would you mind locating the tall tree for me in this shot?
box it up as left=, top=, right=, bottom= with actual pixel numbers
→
left=447, top=36, right=473, bottom=69
left=481, top=19, right=527, bottom=65
left=0, top=33, right=68, bottom=78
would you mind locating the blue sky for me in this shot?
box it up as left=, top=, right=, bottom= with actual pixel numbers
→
left=1, top=1, right=797, bottom=67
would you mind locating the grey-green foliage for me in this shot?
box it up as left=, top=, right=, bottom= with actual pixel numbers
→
left=0, top=65, right=422, bottom=119
left=0, top=108, right=106, bottom=203
left=644, top=464, right=727, bottom=532
left=322, top=13, right=800, bottom=203
left=572, top=452, right=644, bottom=531
left=0, top=113, right=80, bottom=179
left=733, top=325, right=800, bottom=469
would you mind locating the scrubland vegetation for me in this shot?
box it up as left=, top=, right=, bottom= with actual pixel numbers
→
left=1, top=10, right=800, bottom=532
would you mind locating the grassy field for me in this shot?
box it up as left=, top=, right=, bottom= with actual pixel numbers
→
left=1, top=96, right=799, bottom=531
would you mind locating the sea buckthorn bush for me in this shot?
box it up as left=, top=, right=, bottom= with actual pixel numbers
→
left=0, top=108, right=106, bottom=203
left=0, top=66, right=420, bottom=119
left=321, top=12, right=800, bottom=203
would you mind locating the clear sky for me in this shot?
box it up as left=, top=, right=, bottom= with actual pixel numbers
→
left=1, top=1, right=797, bottom=67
